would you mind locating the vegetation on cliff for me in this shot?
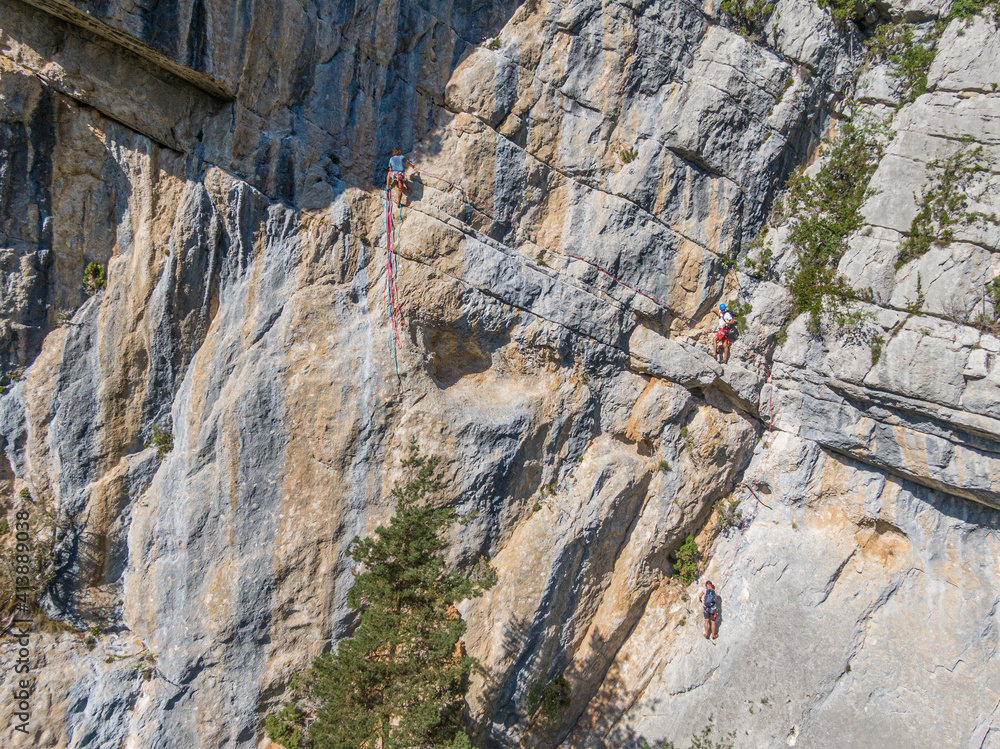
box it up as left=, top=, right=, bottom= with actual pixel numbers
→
left=266, top=442, right=496, bottom=749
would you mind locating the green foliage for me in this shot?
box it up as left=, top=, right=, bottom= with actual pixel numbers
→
left=147, top=425, right=174, bottom=460
left=83, top=261, right=106, bottom=294
left=0, top=488, right=65, bottom=626
left=0, top=519, right=6, bottom=535
left=0, top=367, right=24, bottom=395
left=486, top=37, right=501, bottom=50
left=870, top=333, right=884, bottom=365
left=658, top=460, right=670, bottom=473
left=718, top=0, right=775, bottom=40
left=866, top=23, right=942, bottom=102
left=724, top=298, right=752, bottom=320
left=641, top=717, right=736, bottom=749
left=269, top=440, right=496, bottom=749
left=620, top=147, right=639, bottom=164
left=672, top=535, right=700, bottom=585
left=950, top=0, right=1000, bottom=20
left=773, top=76, right=794, bottom=106
left=783, top=122, right=885, bottom=335
left=898, top=144, right=995, bottom=267
left=715, top=497, right=743, bottom=533
left=818, top=0, right=860, bottom=22
left=988, top=277, right=1000, bottom=310
left=532, top=502, right=542, bottom=513
left=525, top=675, right=572, bottom=723
left=266, top=704, right=308, bottom=749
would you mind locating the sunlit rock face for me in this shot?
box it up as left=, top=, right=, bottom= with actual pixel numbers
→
left=0, top=1, right=997, bottom=747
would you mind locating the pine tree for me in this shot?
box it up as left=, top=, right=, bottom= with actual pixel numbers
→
left=267, top=441, right=495, bottom=749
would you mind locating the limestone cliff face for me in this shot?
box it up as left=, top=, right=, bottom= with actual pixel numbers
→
left=0, top=1, right=997, bottom=747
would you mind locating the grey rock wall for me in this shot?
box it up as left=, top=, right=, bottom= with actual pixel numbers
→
left=0, top=1, right=996, bottom=748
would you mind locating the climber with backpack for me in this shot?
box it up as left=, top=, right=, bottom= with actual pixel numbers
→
left=386, top=148, right=412, bottom=206
left=699, top=580, right=720, bottom=639
left=713, top=303, right=735, bottom=364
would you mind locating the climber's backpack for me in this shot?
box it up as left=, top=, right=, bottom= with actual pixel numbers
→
left=704, top=588, right=718, bottom=613
left=723, top=311, right=736, bottom=338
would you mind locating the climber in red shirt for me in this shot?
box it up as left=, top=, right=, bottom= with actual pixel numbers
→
left=713, top=303, right=735, bottom=364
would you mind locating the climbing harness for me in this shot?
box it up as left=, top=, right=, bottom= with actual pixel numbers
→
left=387, top=163, right=775, bottom=581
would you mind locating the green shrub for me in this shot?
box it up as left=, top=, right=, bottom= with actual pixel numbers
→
left=672, top=535, right=700, bottom=585
left=898, top=144, right=995, bottom=267
left=870, top=333, right=884, bottom=365
left=951, top=0, right=1000, bottom=20
left=718, top=0, right=776, bottom=40
left=147, top=425, right=174, bottom=460
left=526, top=675, right=572, bottom=722
left=83, top=261, right=106, bottom=294
left=265, top=703, right=307, bottom=749
left=987, top=277, right=1000, bottom=311
left=658, top=460, right=670, bottom=473
left=782, top=122, right=885, bottom=334
left=724, top=298, right=752, bottom=320
left=866, top=22, right=942, bottom=102
left=620, top=147, right=639, bottom=164
left=818, top=0, right=861, bottom=22
left=715, top=497, right=743, bottom=532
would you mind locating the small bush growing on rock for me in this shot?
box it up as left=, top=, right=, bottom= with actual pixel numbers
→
left=715, top=497, right=743, bottom=534
left=782, top=121, right=886, bottom=335
left=718, top=0, right=775, bottom=41
left=951, top=0, right=1000, bottom=21
left=866, top=22, right=942, bottom=102
left=985, top=277, right=1000, bottom=319
left=265, top=704, right=307, bottom=749
left=620, top=147, right=638, bottom=164
left=818, top=0, right=861, bottom=22
left=0, top=488, right=65, bottom=628
left=83, top=262, right=106, bottom=294
left=147, top=425, right=174, bottom=460
left=898, top=144, right=996, bottom=267
left=870, top=333, right=884, bottom=365
left=724, top=298, right=752, bottom=321
left=659, top=460, right=670, bottom=472
left=672, top=535, right=700, bottom=585
left=0, top=368, right=25, bottom=395
left=526, top=675, right=572, bottom=723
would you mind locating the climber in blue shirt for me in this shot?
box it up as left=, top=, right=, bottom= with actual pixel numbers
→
left=386, top=148, right=413, bottom=206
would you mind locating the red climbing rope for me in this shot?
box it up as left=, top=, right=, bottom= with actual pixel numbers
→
left=399, top=163, right=776, bottom=582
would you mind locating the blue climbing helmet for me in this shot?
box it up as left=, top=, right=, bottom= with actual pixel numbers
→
left=719, top=303, right=726, bottom=311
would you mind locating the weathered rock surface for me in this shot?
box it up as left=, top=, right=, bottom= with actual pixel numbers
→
left=0, top=0, right=996, bottom=748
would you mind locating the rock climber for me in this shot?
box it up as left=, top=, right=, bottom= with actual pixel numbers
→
left=713, top=303, right=735, bottom=364
left=386, top=148, right=412, bottom=206
left=699, top=580, right=719, bottom=639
